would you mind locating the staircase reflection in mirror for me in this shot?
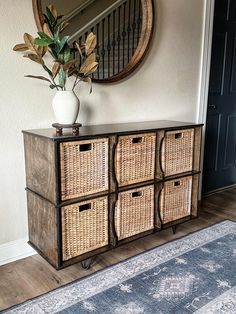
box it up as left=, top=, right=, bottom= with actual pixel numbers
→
left=34, top=0, right=152, bottom=82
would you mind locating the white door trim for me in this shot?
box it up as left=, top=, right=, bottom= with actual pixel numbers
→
left=197, top=0, right=215, bottom=124
left=197, top=0, right=215, bottom=197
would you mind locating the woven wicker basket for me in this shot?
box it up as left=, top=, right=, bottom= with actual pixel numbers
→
left=159, top=176, right=192, bottom=224
left=161, top=129, right=194, bottom=176
left=115, top=185, right=154, bottom=240
left=115, top=133, right=156, bottom=187
left=61, top=196, right=108, bottom=261
left=60, top=138, right=109, bottom=200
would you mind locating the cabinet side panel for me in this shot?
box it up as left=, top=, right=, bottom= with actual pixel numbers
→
left=193, top=126, right=202, bottom=172
left=27, top=191, right=58, bottom=268
left=155, top=182, right=163, bottom=229
left=24, top=134, right=56, bottom=203
left=191, top=174, right=200, bottom=217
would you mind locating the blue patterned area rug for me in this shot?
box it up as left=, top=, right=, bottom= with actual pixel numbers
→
left=3, top=220, right=236, bottom=314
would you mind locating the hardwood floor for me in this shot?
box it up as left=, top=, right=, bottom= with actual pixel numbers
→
left=1, top=187, right=236, bottom=311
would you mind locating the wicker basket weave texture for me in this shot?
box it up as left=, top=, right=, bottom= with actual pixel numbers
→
left=62, top=196, right=108, bottom=261
left=115, top=185, right=154, bottom=240
left=116, top=133, right=156, bottom=186
left=162, top=129, right=194, bottom=176
left=160, top=176, right=192, bottom=224
left=60, top=138, right=109, bottom=200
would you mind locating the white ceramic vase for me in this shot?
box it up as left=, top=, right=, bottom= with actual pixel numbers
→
left=52, top=91, right=80, bottom=125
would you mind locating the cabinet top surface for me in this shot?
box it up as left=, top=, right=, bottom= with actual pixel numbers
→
left=22, top=120, right=203, bottom=141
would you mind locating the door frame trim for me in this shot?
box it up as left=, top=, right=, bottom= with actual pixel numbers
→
left=197, top=0, right=215, bottom=197
left=197, top=0, right=215, bottom=124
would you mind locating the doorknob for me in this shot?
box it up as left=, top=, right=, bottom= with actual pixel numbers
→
left=208, top=104, right=216, bottom=109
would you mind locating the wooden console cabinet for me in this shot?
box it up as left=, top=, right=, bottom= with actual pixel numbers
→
left=23, top=120, right=202, bottom=269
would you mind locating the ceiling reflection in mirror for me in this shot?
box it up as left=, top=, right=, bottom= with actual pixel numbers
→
left=40, top=0, right=143, bottom=81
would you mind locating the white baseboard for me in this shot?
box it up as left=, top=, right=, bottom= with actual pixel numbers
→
left=0, top=237, right=36, bottom=266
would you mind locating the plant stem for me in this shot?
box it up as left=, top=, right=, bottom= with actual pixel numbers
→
left=42, top=64, right=60, bottom=91
left=72, top=75, right=81, bottom=91
left=51, top=75, right=60, bottom=91
left=52, top=77, right=61, bottom=90
left=74, top=79, right=82, bottom=88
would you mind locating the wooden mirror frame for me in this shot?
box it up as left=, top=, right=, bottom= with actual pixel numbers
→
left=32, top=0, right=154, bottom=83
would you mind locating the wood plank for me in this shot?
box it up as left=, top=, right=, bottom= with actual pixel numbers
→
left=24, top=134, right=56, bottom=203
left=27, top=191, right=58, bottom=268
left=0, top=187, right=235, bottom=311
left=193, top=126, right=202, bottom=172
left=22, top=120, right=203, bottom=141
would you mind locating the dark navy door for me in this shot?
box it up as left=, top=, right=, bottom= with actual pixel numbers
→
left=203, top=0, right=236, bottom=193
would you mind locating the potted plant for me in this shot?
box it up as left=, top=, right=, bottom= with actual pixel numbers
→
left=13, top=4, right=98, bottom=125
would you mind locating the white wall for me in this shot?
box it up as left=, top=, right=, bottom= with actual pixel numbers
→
left=0, top=0, right=204, bottom=246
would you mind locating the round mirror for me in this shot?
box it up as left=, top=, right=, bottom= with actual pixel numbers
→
left=32, top=0, right=154, bottom=83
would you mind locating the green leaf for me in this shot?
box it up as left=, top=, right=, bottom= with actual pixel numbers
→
left=59, top=68, right=66, bottom=88
left=49, top=84, right=62, bottom=89
left=48, top=4, right=57, bottom=19
left=58, top=35, right=70, bottom=53
left=43, top=14, right=53, bottom=31
left=47, top=44, right=58, bottom=59
left=59, top=43, right=71, bottom=63
left=34, top=38, right=51, bottom=47
left=54, top=36, right=70, bottom=55
left=46, top=6, right=56, bottom=26
left=37, top=32, right=54, bottom=42
left=54, top=28, right=60, bottom=41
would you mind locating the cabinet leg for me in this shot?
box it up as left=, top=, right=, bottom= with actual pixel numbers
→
left=81, top=256, right=97, bottom=270
left=172, top=225, right=177, bottom=234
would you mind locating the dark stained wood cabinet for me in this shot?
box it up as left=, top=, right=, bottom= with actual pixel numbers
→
left=23, top=120, right=202, bottom=269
